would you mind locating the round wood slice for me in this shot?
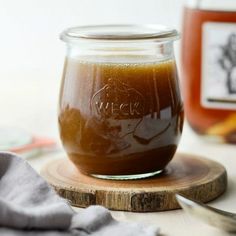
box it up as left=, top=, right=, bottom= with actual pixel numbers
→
left=41, top=153, right=227, bottom=212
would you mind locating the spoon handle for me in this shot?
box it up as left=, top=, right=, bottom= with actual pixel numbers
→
left=176, top=194, right=236, bottom=232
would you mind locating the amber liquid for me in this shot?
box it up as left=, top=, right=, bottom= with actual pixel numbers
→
left=182, top=8, right=236, bottom=142
left=58, top=56, right=183, bottom=175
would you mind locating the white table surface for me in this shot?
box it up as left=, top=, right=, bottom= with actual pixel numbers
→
left=1, top=69, right=236, bottom=236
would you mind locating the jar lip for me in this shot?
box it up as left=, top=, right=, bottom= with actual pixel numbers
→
left=60, top=24, right=179, bottom=42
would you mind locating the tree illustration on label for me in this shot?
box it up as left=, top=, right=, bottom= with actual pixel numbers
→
left=218, top=33, right=236, bottom=94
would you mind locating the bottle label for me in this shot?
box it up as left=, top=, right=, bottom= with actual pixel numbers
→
left=201, top=22, right=236, bottom=110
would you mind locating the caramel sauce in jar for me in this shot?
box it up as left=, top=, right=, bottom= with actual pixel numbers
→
left=59, top=25, right=183, bottom=179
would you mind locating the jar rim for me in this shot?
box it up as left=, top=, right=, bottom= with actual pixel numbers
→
left=60, top=24, right=179, bottom=42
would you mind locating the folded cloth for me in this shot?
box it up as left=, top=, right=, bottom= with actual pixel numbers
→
left=0, top=152, right=159, bottom=236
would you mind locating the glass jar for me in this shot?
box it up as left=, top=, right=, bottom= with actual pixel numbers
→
left=182, top=0, right=236, bottom=143
left=59, top=25, right=183, bottom=180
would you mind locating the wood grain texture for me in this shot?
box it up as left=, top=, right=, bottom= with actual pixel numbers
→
left=41, top=153, right=227, bottom=212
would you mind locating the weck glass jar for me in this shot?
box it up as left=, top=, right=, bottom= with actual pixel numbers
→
left=59, top=25, right=183, bottom=180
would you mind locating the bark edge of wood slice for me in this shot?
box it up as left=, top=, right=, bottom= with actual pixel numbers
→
left=41, top=152, right=227, bottom=212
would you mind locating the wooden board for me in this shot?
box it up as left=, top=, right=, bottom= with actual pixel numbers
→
left=41, top=153, right=227, bottom=212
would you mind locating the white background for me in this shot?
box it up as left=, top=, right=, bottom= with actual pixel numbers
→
left=0, top=0, right=185, bottom=71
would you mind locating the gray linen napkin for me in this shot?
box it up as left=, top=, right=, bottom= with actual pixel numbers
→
left=0, top=152, right=159, bottom=236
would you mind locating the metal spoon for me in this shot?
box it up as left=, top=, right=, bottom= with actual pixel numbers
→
left=176, top=194, right=236, bottom=232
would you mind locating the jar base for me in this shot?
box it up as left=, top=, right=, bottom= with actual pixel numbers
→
left=91, top=169, right=163, bottom=180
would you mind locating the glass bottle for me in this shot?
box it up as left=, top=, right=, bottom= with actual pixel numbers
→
left=182, top=0, right=236, bottom=143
